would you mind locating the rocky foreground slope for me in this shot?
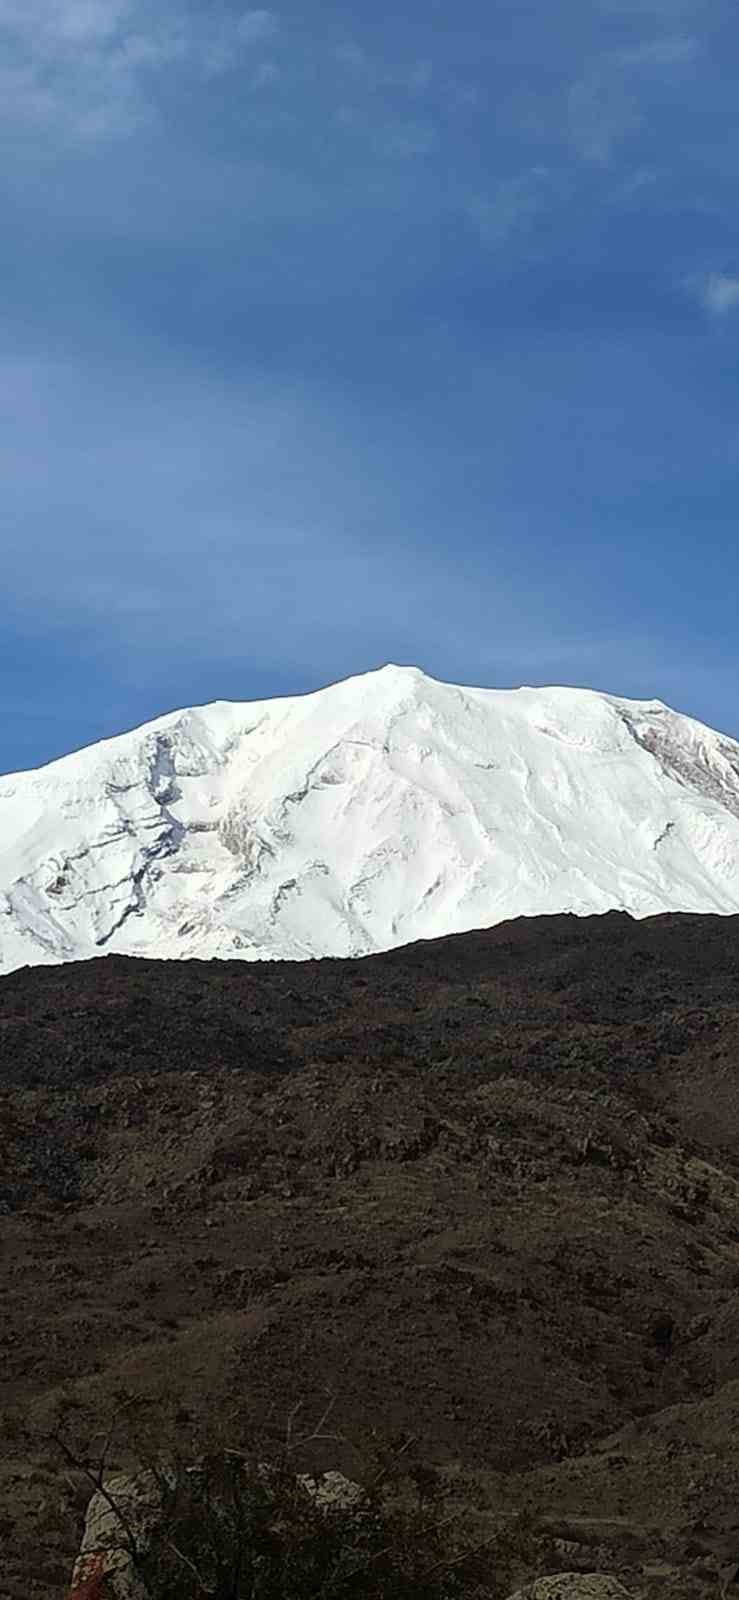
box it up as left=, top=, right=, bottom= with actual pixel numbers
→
left=4, top=666, right=739, bottom=974
left=3, top=911, right=739, bottom=1597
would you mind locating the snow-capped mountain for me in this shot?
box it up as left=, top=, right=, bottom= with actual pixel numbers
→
left=3, top=664, right=739, bottom=974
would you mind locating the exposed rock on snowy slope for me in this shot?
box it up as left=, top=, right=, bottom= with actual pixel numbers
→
left=2, top=664, right=739, bottom=973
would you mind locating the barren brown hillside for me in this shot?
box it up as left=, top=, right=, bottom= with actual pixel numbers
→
left=3, top=911, right=739, bottom=1597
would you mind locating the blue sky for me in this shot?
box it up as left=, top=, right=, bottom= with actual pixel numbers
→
left=3, top=0, right=739, bottom=773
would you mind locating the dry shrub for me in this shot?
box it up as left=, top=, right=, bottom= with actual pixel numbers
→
left=51, top=1392, right=543, bottom=1600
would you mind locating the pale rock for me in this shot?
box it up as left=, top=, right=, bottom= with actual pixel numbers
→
left=298, top=1469, right=366, bottom=1509
left=67, top=1472, right=162, bottom=1600
left=506, top=1575, right=632, bottom=1600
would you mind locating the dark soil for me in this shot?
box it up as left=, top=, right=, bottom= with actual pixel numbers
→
left=4, top=911, right=739, bottom=1598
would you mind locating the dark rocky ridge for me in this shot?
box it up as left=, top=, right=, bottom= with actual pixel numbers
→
left=3, top=911, right=739, bottom=1597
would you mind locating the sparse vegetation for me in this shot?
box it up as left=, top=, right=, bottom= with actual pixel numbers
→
left=140, top=1454, right=491, bottom=1600
left=51, top=1396, right=545, bottom=1600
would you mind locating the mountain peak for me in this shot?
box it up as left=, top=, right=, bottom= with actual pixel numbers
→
left=372, top=662, right=425, bottom=675
left=2, top=670, right=739, bottom=974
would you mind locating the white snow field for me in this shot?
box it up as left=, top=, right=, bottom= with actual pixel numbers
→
left=2, top=664, right=739, bottom=975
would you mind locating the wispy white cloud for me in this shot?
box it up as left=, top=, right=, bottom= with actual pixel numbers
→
left=0, top=1, right=278, bottom=138
left=336, top=40, right=432, bottom=91
left=251, top=59, right=281, bottom=90
left=334, top=100, right=436, bottom=162
left=618, top=35, right=698, bottom=64
left=568, top=70, right=642, bottom=164
left=0, top=0, right=131, bottom=42
left=467, top=167, right=560, bottom=250
left=690, top=272, right=739, bottom=315
left=606, top=164, right=661, bottom=205
left=375, top=122, right=436, bottom=159
left=568, top=33, right=697, bottom=163
left=595, top=0, right=702, bottom=13
left=323, top=39, right=440, bottom=164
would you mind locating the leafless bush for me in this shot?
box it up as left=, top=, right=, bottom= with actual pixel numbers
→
left=51, top=1392, right=544, bottom=1600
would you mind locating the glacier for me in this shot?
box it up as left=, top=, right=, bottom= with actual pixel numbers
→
left=2, top=663, right=739, bottom=974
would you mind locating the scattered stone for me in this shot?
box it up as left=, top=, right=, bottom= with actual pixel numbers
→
left=297, top=1469, right=365, bottom=1509
left=505, top=1576, right=632, bottom=1600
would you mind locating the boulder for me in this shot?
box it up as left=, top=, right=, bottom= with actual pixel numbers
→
left=506, top=1576, right=632, bottom=1600
left=67, top=1472, right=163, bottom=1600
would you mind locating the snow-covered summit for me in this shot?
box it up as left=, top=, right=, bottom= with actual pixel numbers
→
left=3, top=664, right=739, bottom=974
